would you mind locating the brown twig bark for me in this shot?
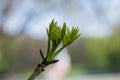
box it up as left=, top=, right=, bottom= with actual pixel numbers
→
left=28, top=49, right=59, bottom=80
left=28, top=63, right=47, bottom=80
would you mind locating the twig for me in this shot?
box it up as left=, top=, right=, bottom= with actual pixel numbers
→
left=28, top=49, right=58, bottom=80
left=28, top=63, right=47, bottom=80
left=27, top=20, right=80, bottom=80
left=28, top=49, right=48, bottom=80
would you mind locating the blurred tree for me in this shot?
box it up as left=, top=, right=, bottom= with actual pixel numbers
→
left=107, top=25, right=120, bottom=72
left=84, top=25, right=120, bottom=73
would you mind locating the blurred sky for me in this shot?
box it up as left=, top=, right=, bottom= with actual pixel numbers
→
left=0, top=0, right=120, bottom=39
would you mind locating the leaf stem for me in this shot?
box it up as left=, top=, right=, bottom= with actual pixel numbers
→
left=51, top=45, right=66, bottom=58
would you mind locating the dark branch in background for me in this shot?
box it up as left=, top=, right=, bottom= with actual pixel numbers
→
left=28, top=19, right=80, bottom=80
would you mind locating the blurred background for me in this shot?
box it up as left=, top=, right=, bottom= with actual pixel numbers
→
left=0, top=0, right=120, bottom=80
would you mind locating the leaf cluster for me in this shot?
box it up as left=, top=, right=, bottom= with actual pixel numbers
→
left=40, top=19, right=80, bottom=64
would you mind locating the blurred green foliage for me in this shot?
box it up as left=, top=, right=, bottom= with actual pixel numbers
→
left=68, top=26, right=120, bottom=73
left=0, top=36, right=17, bottom=73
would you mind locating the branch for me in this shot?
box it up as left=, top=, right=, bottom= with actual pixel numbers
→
left=28, top=63, right=47, bottom=80
left=28, top=49, right=48, bottom=80
left=27, top=20, right=80, bottom=80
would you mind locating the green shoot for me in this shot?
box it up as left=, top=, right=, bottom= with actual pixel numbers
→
left=44, top=19, right=80, bottom=64
left=28, top=19, right=80, bottom=80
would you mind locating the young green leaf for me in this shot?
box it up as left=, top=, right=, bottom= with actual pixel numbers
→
left=61, top=23, right=66, bottom=40
left=47, top=20, right=61, bottom=40
left=50, top=26, right=61, bottom=40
